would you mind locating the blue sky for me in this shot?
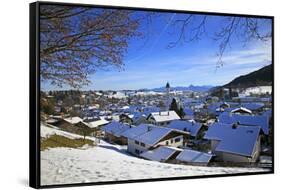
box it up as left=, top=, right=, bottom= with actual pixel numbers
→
left=42, top=11, right=272, bottom=91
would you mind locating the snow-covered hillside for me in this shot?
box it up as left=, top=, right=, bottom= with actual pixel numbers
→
left=41, top=124, right=269, bottom=186
left=240, top=86, right=272, bottom=97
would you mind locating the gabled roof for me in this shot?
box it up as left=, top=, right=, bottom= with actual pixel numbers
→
left=204, top=123, right=261, bottom=157
left=230, top=107, right=252, bottom=114
left=126, top=124, right=189, bottom=146
left=88, top=118, right=109, bottom=128
left=122, top=124, right=152, bottom=139
left=63, top=117, right=83, bottom=124
left=167, top=120, right=202, bottom=137
left=140, top=146, right=181, bottom=162
left=148, top=111, right=180, bottom=123
left=176, top=149, right=213, bottom=163
left=241, top=103, right=265, bottom=111
left=218, top=114, right=269, bottom=135
left=102, top=121, right=131, bottom=137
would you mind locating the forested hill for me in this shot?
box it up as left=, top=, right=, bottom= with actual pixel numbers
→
left=224, top=64, right=272, bottom=88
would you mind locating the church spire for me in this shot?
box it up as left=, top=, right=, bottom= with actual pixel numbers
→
left=166, top=82, right=170, bottom=89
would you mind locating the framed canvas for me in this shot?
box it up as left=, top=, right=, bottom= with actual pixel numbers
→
left=29, top=1, right=274, bottom=188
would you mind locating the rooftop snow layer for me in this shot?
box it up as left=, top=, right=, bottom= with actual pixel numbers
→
left=88, top=119, right=109, bottom=128
left=140, top=146, right=181, bottom=162
left=148, top=111, right=180, bottom=123
left=204, top=123, right=261, bottom=157
left=63, top=117, right=83, bottom=124
left=167, top=120, right=202, bottom=137
left=176, top=149, right=212, bottom=163
left=102, top=121, right=131, bottom=137
left=218, top=114, right=269, bottom=135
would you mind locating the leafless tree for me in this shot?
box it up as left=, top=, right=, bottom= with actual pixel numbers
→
left=40, top=5, right=141, bottom=88
left=168, top=15, right=272, bottom=67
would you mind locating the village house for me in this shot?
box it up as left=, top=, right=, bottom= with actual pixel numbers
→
left=167, top=120, right=204, bottom=140
left=218, top=113, right=270, bottom=135
left=204, top=123, right=261, bottom=163
left=147, top=110, right=180, bottom=126
left=52, top=116, right=94, bottom=136
left=87, top=117, right=110, bottom=136
left=102, top=121, right=131, bottom=145
left=122, top=124, right=190, bottom=156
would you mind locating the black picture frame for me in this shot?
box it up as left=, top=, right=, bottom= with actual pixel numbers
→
left=30, top=1, right=274, bottom=189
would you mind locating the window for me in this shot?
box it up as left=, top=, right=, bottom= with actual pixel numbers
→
left=175, top=138, right=181, bottom=143
left=166, top=141, right=169, bottom=145
left=170, top=139, right=174, bottom=143
left=135, top=140, right=139, bottom=145
left=135, top=149, right=140, bottom=154
left=140, top=142, right=145, bottom=147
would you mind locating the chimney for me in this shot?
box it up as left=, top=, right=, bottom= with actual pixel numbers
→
left=147, top=126, right=152, bottom=132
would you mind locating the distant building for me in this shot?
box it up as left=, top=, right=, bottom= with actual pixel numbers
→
left=147, top=110, right=180, bottom=126
left=166, top=82, right=170, bottom=111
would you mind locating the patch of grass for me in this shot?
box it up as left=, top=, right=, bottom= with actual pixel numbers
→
left=41, top=134, right=94, bottom=151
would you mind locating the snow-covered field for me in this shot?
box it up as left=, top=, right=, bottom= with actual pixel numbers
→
left=40, top=124, right=269, bottom=186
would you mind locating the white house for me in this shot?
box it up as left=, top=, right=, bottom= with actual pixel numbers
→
left=204, top=123, right=261, bottom=163
left=123, top=124, right=189, bottom=156
left=147, top=111, right=180, bottom=126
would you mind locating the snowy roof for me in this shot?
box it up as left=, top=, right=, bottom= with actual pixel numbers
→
left=176, top=149, right=213, bottom=163
left=167, top=120, right=202, bottom=137
left=127, top=124, right=189, bottom=146
left=88, top=118, right=109, bottom=128
left=204, top=123, right=261, bottom=157
left=122, top=124, right=152, bottom=139
left=140, top=146, right=181, bottom=162
left=230, top=107, right=252, bottom=114
left=241, top=103, right=265, bottom=111
left=102, top=121, right=131, bottom=137
left=63, top=117, right=83, bottom=124
left=218, top=114, right=269, bottom=135
left=148, top=111, right=180, bottom=123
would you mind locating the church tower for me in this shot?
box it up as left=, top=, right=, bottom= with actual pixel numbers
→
left=166, top=82, right=170, bottom=111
